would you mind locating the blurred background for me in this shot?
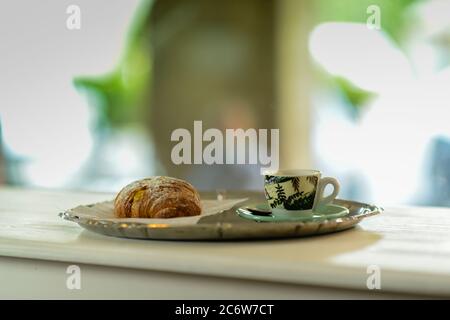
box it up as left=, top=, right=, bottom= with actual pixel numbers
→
left=0, top=0, right=449, bottom=206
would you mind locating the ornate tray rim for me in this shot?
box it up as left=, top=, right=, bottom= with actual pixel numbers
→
left=59, top=198, right=383, bottom=240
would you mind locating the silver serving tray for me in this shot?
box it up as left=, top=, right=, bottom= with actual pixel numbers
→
left=59, top=192, right=382, bottom=240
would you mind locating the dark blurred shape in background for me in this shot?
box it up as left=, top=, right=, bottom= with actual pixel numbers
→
left=149, top=0, right=275, bottom=190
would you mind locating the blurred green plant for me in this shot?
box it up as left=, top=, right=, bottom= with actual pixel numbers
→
left=315, top=0, right=420, bottom=116
left=334, top=77, right=376, bottom=118
left=74, top=0, right=154, bottom=130
left=316, top=0, right=420, bottom=44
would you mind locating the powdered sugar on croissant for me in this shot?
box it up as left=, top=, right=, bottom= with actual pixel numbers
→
left=114, top=176, right=202, bottom=219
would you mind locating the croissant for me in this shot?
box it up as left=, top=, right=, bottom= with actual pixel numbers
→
left=114, top=176, right=202, bottom=219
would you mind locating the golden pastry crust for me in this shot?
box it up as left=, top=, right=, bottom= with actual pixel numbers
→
left=114, top=176, right=202, bottom=219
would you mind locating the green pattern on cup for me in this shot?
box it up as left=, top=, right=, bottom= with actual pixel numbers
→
left=264, top=175, right=318, bottom=210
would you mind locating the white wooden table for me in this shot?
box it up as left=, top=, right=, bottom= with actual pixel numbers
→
left=0, top=187, right=449, bottom=299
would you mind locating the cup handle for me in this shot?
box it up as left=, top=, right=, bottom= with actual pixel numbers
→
left=316, top=177, right=340, bottom=208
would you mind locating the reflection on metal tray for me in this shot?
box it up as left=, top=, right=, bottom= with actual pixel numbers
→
left=59, top=191, right=382, bottom=241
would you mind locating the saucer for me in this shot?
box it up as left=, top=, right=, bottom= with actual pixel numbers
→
left=236, top=203, right=349, bottom=222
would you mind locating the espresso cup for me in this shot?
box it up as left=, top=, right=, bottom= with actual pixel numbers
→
left=264, top=169, right=340, bottom=217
